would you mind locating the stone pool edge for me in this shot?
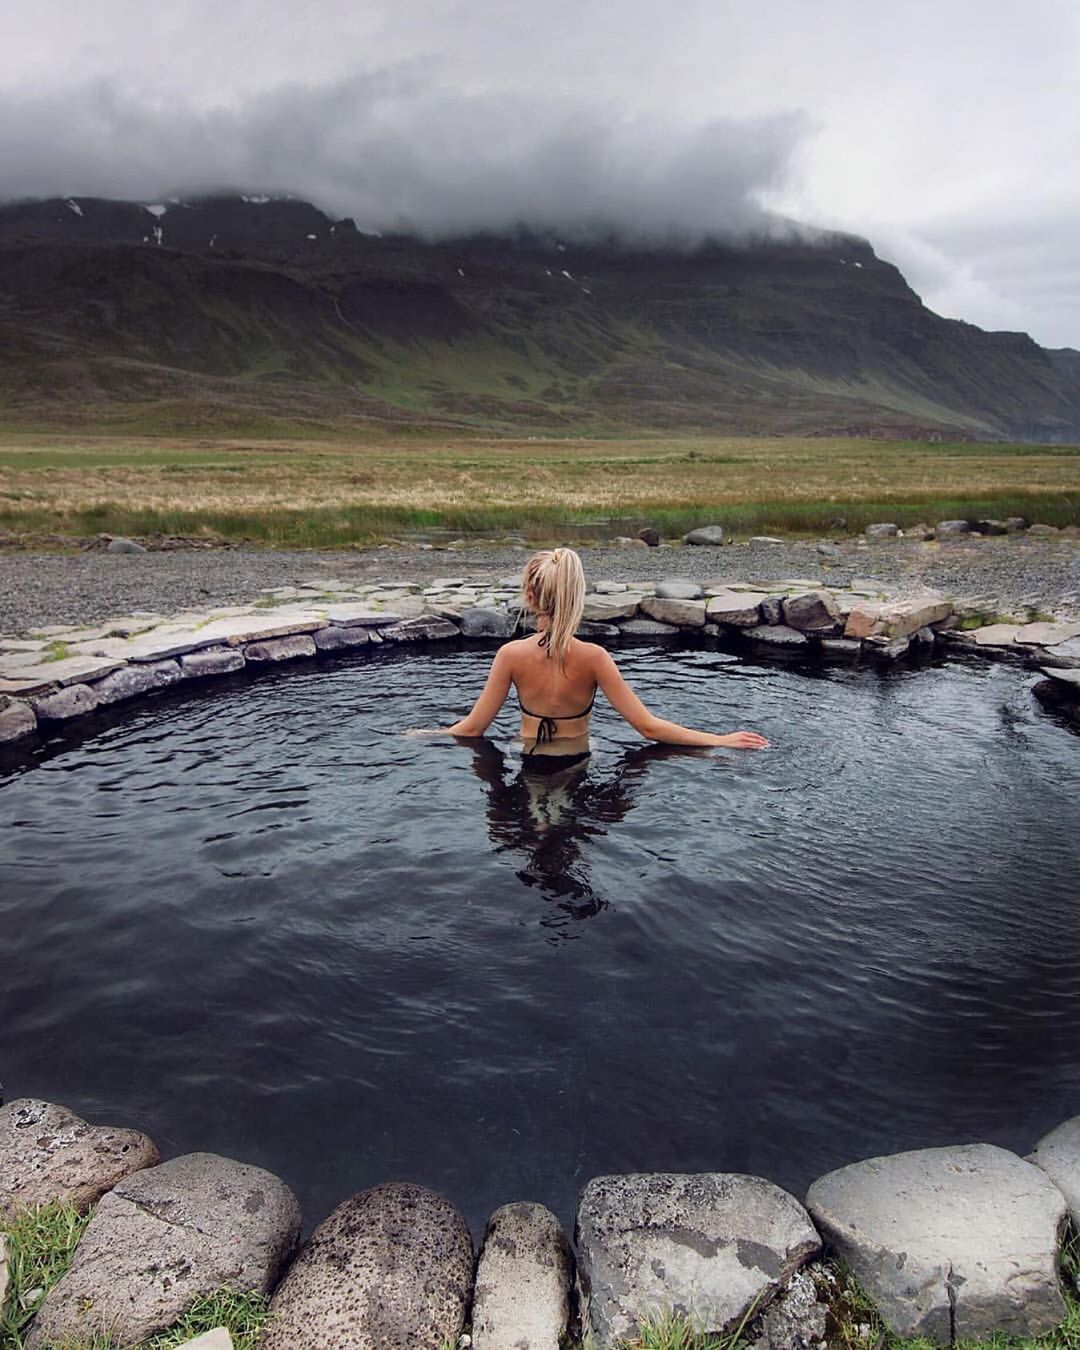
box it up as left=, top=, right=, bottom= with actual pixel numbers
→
left=3, top=1096, right=1080, bottom=1348
left=3, top=574, right=1080, bottom=746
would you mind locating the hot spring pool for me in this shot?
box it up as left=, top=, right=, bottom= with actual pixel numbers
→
left=1, top=644, right=1078, bottom=1234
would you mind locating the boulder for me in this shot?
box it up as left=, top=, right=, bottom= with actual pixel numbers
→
left=379, top=617, right=460, bottom=643
left=1039, top=666, right=1080, bottom=690
left=243, top=635, right=318, bottom=663
left=747, top=1266, right=827, bottom=1350
left=28, top=682, right=101, bottom=722
left=576, top=1172, right=819, bottom=1347
left=593, top=581, right=629, bottom=594
left=760, top=596, right=785, bottom=625
left=706, top=591, right=767, bottom=626
left=782, top=592, right=841, bottom=633
left=618, top=619, right=680, bottom=636
left=864, top=523, right=899, bottom=539
left=905, top=523, right=934, bottom=541
left=1029, top=1116, right=1080, bottom=1224
left=637, top=527, right=660, bottom=547
left=684, top=526, right=725, bottom=546
left=866, top=634, right=911, bottom=662
left=936, top=519, right=972, bottom=537
left=106, top=536, right=147, bottom=554
left=818, top=638, right=862, bottom=660
left=583, top=595, right=640, bottom=622
left=472, top=1202, right=573, bottom=1350
left=612, top=536, right=649, bottom=548
left=972, top=624, right=1021, bottom=646
left=181, top=648, right=246, bottom=678
left=0, top=698, right=36, bottom=743
left=1015, top=621, right=1080, bottom=647
left=0, top=1099, right=159, bottom=1217
left=263, top=1183, right=472, bottom=1350
left=845, top=591, right=952, bottom=641
left=27, top=1152, right=300, bottom=1349
left=1004, top=516, right=1029, bottom=531
left=744, top=625, right=810, bottom=649
left=90, top=659, right=183, bottom=705
left=655, top=580, right=705, bottom=600
left=315, top=625, right=374, bottom=653
left=975, top=519, right=1009, bottom=535
left=640, top=597, right=707, bottom=627
left=806, top=1144, right=1067, bottom=1343
left=177, top=1332, right=233, bottom=1350
left=460, top=607, right=516, bottom=637
left=577, top=622, right=620, bottom=640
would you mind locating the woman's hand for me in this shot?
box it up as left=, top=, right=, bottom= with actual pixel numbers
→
left=717, top=731, right=770, bottom=749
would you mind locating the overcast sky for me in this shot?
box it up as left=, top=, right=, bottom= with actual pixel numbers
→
left=2, top=0, right=1078, bottom=347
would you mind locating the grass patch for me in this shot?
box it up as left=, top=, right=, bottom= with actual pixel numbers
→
left=41, top=640, right=73, bottom=662
left=614, top=1305, right=756, bottom=1348
left=1, top=1202, right=90, bottom=1346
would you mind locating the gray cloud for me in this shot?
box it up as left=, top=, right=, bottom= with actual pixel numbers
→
left=0, top=71, right=807, bottom=242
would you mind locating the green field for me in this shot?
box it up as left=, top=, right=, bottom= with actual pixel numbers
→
left=0, top=430, right=1077, bottom=549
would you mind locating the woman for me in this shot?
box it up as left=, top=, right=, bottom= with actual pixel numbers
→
left=439, top=547, right=768, bottom=754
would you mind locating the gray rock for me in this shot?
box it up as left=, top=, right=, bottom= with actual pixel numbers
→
left=911, top=625, right=937, bottom=648
left=472, top=1202, right=573, bottom=1350
left=747, top=1267, right=828, bottom=1350
left=864, top=523, right=899, bottom=539
left=0, top=698, right=36, bottom=743
left=1039, top=665, right=1080, bottom=689
left=818, top=638, right=862, bottom=660
left=583, top=595, right=640, bottom=622
left=640, top=597, right=707, bottom=627
left=1004, top=516, right=1029, bottom=531
left=577, top=621, right=621, bottom=639
left=90, top=659, right=183, bottom=705
left=867, top=634, right=912, bottom=661
left=593, top=581, right=629, bottom=594
left=905, top=523, right=934, bottom=541
left=263, top=1182, right=473, bottom=1350
left=0, top=1098, right=159, bottom=1217
left=106, top=536, right=147, bottom=553
left=28, top=1152, right=300, bottom=1349
left=749, top=535, right=783, bottom=544
left=177, top=1331, right=233, bottom=1350
left=975, top=519, right=1010, bottom=535
left=323, top=604, right=403, bottom=626
left=782, top=591, right=842, bottom=633
left=380, top=617, right=460, bottom=642
left=936, top=519, right=972, bottom=537
left=816, top=542, right=844, bottom=559
left=29, top=682, right=101, bottom=721
left=314, top=625, right=373, bottom=652
left=243, top=634, right=318, bottom=663
left=181, top=647, right=246, bottom=678
left=576, top=1172, right=819, bottom=1347
left=744, top=625, right=810, bottom=649
left=618, top=619, right=680, bottom=636
left=460, top=607, right=516, bottom=637
left=706, top=591, right=767, bottom=626
left=806, top=1143, right=1067, bottom=1342
left=655, top=580, right=705, bottom=600
left=684, top=526, right=725, bottom=546
left=1030, top=1116, right=1080, bottom=1223
left=637, top=527, right=661, bottom=547
left=760, top=596, right=785, bottom=625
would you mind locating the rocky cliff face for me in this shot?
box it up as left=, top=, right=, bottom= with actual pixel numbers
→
left=1, top=193, right=1077, bottom=439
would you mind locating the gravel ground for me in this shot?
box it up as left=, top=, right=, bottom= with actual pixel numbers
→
left=1, top=534, right=1078, bottom=633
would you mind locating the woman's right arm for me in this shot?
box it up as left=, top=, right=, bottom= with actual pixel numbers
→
left=592, top=647, right=769, bottom=749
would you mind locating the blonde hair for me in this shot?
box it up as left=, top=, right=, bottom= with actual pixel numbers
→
left=522, top=547, right=585, bottom=665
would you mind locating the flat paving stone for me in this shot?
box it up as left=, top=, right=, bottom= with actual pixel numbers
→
left=806, top=1143, right=1068, bottom=1343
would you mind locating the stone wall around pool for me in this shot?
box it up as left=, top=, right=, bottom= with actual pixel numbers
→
left=2, top=1095, right=1080, bottom=1348
left=3, top=574, right=1080, bottom=747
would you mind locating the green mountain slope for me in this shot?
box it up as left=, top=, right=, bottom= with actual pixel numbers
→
left=1, top=194, right=1077, bottom=439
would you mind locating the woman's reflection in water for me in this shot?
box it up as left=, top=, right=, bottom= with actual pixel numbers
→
left=464, top=736, right=705, bottom=939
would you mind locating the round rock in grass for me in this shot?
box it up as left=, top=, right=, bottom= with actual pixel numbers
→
left=106, top=536, right=147, bottom=553
left=1029, top=1115, right=1080, bottom=1224
left=26, top=1152, right=300, bottom=1349
left=575, top=1172, right=820, bottom=1347
left=0, top=1098, right=159, bottom=1217
left=684, top=525, right=725, bottom=546
left=864, top=522, right=899, bottom=539
left=936, top=519, right=972, bottom=537
left=805, top=1143, right=1067, bottom=1343
left=472, top=1202, right=574, bottom=1350
left=262, top=1182, right=473, bottom=1350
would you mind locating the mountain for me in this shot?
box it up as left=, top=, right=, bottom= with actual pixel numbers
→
left=1, top=193, right=1078, bottom=440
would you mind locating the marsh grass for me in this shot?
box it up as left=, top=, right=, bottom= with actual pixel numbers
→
left=0, top=431, right=1076, bottom=548
left=0, top=1202, right=271, bottom=1349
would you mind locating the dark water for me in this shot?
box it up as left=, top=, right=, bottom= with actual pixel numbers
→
left=2, top=645, right=1079, bottom=1237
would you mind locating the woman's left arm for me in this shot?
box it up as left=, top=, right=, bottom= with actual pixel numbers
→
left=442, top=643, right=514, bottom=736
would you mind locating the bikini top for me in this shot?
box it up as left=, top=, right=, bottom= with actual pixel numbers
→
left=517, top=687, right=597, bottom=748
